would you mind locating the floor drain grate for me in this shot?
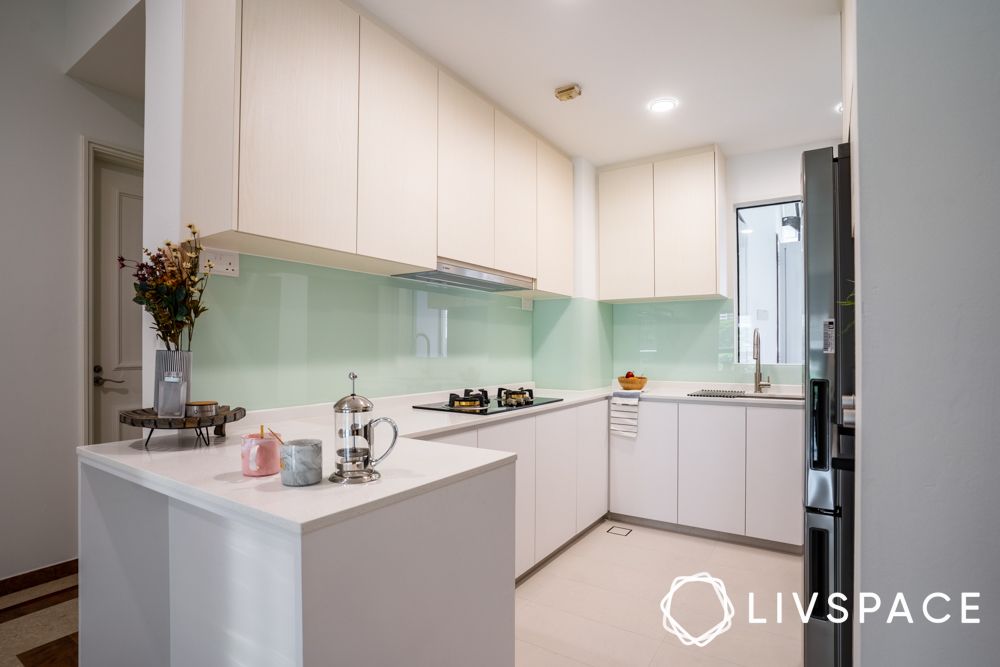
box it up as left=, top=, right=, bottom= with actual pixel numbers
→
left=607, top=526, right=632, bottom=536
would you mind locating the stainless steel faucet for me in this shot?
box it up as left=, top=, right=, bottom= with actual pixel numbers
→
left=752, top=328, right=771, bottom=394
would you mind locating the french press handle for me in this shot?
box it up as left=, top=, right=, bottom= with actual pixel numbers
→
left=366, top=417, right=399, bottom=467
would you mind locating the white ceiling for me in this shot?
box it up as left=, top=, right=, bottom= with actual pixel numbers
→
left=354, top=0, right=842, bottom=165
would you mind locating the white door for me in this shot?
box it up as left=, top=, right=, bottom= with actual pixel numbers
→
left=576, top=400, right=609, bottom=531
left=437, top=71, right=494, bottom=268
left=609, top=401, right=678, bottom=523
left=478, top=417, right=535, bottom=577
left=534, top=408, right=577, bottom=561
left=653, top=148, right=719, bottom=297
left=92, top=159, right=143, bottom=443
left=598, top=163, right=655, bottom=300
left=746, top=406, right=804, bottom=544
left=677, top=403, right=746, bottom=535
left=493, top=109, right=536, bottom=277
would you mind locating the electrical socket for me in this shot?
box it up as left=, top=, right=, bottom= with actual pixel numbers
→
left=201, top=248, right=239, bottom=277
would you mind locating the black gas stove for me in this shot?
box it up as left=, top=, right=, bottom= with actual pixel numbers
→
left=413, top=388, right=563, bottom=415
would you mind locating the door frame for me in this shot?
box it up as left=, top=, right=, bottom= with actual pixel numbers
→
left=83, top=138, right=144, bottom=445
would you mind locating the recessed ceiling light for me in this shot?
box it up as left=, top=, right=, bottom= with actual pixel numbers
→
left=647, top=97, right=679, bottom=113
left=834, top=102, right=844, bottom=114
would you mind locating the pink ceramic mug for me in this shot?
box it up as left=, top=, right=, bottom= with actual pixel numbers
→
left=241, top=433, right=280, bottom=477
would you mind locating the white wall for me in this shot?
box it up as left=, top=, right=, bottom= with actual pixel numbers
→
left=141, top=0, right=186, bottom=405
left=855, top=1, right=1000, bottom=663
left=726, top=140, right=837, bottom=208
left=65, top=0, right=142, bottom=70
left=0, top=0, right=144, bottom=579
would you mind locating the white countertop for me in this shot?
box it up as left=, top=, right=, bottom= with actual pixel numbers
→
left=241, top=380, right=803, bottom=436
left=78, top=380, right=800, bottom=535
left=78, top=428, right=515, bottom=535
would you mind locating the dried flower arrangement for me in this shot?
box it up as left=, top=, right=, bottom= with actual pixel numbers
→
left=118, top=224, right=214, bottom=351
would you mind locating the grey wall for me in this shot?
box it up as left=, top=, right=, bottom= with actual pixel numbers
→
left=856, top=1, right=1000, bottom=664
left=0, top=0, right=144, bottom=578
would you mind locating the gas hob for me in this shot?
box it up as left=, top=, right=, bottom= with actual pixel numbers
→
left=413, top=388, right=563, bottom=415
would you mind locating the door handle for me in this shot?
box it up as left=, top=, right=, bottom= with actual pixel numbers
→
left=93, top=365, right=125, bottom=386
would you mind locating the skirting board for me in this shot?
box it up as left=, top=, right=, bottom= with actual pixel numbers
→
left=607, top=512, right=803, bottom=555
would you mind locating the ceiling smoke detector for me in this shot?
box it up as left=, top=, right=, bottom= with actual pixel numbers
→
left=554, top=83, right=582, bottom=102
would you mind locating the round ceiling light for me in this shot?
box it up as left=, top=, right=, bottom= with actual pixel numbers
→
left=834, top=102, right=844, bottom=114
left=647, top=97, right=679, bottom=113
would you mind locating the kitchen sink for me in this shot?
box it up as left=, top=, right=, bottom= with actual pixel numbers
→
left=687, top=389, right=803, bottom=400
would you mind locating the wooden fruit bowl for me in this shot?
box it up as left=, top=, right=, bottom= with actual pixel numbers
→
left=617, top=375, right=648, bottom=391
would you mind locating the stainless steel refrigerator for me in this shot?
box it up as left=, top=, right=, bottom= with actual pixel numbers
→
left=802, top=144, right=855, bottom=667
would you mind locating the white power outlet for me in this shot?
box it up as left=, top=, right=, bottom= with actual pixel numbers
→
left=201, top=248, right=239, bottom=277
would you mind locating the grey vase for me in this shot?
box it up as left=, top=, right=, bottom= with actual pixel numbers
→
left=153, top=349, right=192, bottom=412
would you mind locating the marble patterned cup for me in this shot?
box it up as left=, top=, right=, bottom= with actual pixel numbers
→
left=280, top=439, right=323, bottom=487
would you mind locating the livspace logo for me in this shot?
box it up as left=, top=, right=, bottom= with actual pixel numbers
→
left=660, top=572, right=982, bottom=648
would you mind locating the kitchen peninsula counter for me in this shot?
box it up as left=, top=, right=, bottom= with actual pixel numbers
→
left=78, top=429, right=514, bottom=667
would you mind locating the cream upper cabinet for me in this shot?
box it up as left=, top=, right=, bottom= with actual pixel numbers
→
left=357, top=17, right=438, bottom=269
left=437, top=72, right=494, bottom=268
left=238, top=0, right=359, bottom=252
left=596, top=145, right=727, bottom=302
left=598, top=163, right=654, bottom=300
left=536, top=141, right=574, bottom=296
left=654, top=147, right=725, bottom=298
left=493, top=110, right=537, bottom=277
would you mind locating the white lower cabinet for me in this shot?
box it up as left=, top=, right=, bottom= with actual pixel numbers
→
left=420, top=400, right=611, bottom=576
left=575, top=401, right=609, bottom=531
left=430, top=428, right=478, bottom=448
left=477, top=417, right=535, bottom=577
left=746, top=406, right=804, bottom=545
left=677, top=404, right=747, bottom=535
left=534, top=408, right=579, bottom=562
left=609, top=401, right=678, bottom=523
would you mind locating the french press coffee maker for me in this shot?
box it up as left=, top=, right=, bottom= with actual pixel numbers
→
left=329, top=372, right=399, bottom=484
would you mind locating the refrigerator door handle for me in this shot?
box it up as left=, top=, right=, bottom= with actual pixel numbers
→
left=810, top=379, right=831, bottom=470
left=805, top=512, right=836, bottom=620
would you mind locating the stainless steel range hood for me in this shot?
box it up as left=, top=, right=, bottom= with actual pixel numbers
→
left=393, top=260, right=534, bottom=292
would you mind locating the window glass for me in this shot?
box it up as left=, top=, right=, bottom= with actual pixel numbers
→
left=736, top=201, right=804, bottom=364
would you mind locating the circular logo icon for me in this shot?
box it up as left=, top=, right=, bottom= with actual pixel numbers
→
left=660, top=572, right=735, bottom=647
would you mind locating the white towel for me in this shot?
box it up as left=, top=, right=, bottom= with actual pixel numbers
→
left=609, top=390, right=642, bottom=438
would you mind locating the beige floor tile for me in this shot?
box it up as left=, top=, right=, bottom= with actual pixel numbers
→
left=0, top=575, right=78, bottom=611
left=515, top=639, right=590, bottom=666
left=649, top=638, right=742, bottom=667
left=538, top=550, right=678, bottom=604
left=521, top=520, right=805, bottom=666
left=516, top=598, right=661, bottom=667
left=517, top=567, right=665, bottom=639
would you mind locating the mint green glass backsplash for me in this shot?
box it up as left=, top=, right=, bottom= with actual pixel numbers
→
left=533, top=298, right=613, bottom=389
left=191, top=255, right=532, bottom=409
left=612, top=299, right=803, bottom=385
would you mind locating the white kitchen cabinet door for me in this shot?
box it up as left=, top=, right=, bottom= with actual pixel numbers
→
left=438, top=72, right=494, bottom=269
left=494, top=110, right=537, bottom=277
left=654, top=148, right=720, bottom=297
left=181, top=0, right=240, bottom=238
left=598, top=163, right=655, bottom=300
left=609, top=401, right=678, bottom=523
left=678, top=403, right=746, bottom=535
left=239, top=0, right=359, bottom=252
left=746, top=406, right=804, bottom=545
left=536, top=141, right=574, bottom=296
left=357, top=17, right=438, bottom=269
left=426, top=429, right=478, bottom=448
left=576, top=401, right=609, bottom=531
left=478, top=418, right=535, bottom=577
left=534, top=408, right=578, bottom=561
